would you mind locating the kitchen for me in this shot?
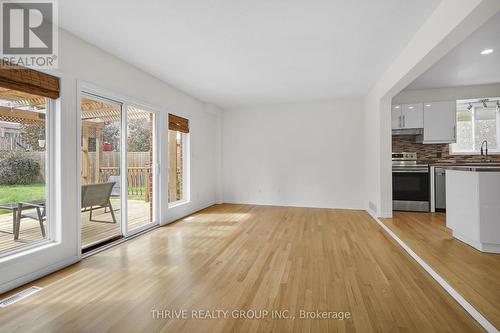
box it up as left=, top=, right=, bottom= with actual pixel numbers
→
left=382, top=10, right=500, bottom=331
left=392, top=99, right=500, bottom=214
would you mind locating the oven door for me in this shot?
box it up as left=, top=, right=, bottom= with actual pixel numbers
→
left=392, top=170, right=430, bottom=211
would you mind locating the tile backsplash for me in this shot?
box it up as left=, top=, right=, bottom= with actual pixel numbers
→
left=392, top=135, right=500, bottom=163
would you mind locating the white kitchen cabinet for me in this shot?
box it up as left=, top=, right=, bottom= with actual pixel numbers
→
left=391, top=103, right=423, bottom=130
left=422, top=101, right=456, bottom=143
left=446, top=169, right=500, bottom=253
left=391, top=105, right=402, bottom=129
left=401, top=103, right=423, bottom=129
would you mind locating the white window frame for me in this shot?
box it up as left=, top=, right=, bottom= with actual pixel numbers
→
left=0, top=98, right=58, bottom=260
left=167, top=126, right=190, bottom=208
left=450, top=104, right=500, bottom=155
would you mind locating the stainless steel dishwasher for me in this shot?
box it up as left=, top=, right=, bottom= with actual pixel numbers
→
left=435, top=167, right=446, bottom=211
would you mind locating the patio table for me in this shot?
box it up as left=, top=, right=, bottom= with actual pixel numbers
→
left=0, top=200, right=46, bottom=240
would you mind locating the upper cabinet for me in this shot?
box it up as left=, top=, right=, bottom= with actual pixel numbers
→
left=391, top=105, right=402, bottom=129
left=422, top=101, right=456, bottom=143
left=391, top=103, right=423, bottom=130
left=392, top=101, right=457, bottom=144
left=402, top=103, right=424, bottom=129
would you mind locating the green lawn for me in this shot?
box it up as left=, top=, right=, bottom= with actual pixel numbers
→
left=0, top=184, right=147, bottom=214
left=0, top=184, right=46, bottom=214
left=127, top=187, right=146, bottom=201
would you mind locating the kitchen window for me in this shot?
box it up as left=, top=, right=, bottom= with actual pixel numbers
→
left=450, top=98, right=500, bottom=154
left=168, top=114, right=189, bottom=205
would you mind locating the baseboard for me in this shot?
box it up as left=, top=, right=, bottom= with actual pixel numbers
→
left=222, top=200, right=365, bottom=211
left=453, top=232, right=500, bottom=254
left=0, top=256, right=79, bottom=295
left=367, top=206, right=378, bottom=219
left=366, top=210, right=499, bottom=333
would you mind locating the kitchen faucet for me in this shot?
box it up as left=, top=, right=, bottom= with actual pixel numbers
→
left=480, top=140, right=489, bottom=162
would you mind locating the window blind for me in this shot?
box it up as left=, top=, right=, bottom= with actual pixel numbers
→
left=0, top=61, right=60, bottom=99
left=168, top=114, right=189, bottom=133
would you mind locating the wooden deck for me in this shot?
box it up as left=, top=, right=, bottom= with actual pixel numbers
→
left=381, top=212, right=500, bottom=330
left=0, top=198, right=152, bottom=253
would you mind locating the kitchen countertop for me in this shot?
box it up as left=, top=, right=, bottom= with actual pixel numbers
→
left=439, top=165, right=500, bottom=172
left=426, top=161, right=500, bottom=166
left=427, top=160, right=500, bottom=166
left=395, top=160, right=500, bottom=171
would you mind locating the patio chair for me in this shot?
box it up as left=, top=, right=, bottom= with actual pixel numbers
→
left=81, top=182, right=117, bottom=223
left=0, top=201, right=46, bottom=240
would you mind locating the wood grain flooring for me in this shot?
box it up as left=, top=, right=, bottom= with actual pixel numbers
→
left=382, top=211, right=500, bottom=331
left=0, top=205, right=484, bottom=332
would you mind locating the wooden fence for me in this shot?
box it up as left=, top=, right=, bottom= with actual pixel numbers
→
left=0, top=151, right=151, bottom=199
left=99, top=166, right=151, bottom=199
left=86, top=152, right=150, bottom=185
left=87, top=152, right=150, bottom=200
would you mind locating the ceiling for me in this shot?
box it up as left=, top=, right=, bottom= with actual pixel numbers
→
left=406, top=11, right=500, bottom=91
left=58, top=0, right=441, bottom=108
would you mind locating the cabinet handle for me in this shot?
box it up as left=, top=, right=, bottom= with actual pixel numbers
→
left=399, top=115, right=402, bottom=128
left=403, top=115, right=405, bottom=128
left=453, top=125, right=456, bottom=140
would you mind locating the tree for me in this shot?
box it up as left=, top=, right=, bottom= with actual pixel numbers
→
left=127, top=119, right=151, bottom=152
left=102, top=121, right=121, bottom=151
left=20, top=123, right=46, bottom=151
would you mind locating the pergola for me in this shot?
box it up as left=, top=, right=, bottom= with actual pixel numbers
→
left=0, top=90, right=152, bottom=202
left=80, top=98, right=152, bottom=202
left=0, top=89, right=106, bottom=185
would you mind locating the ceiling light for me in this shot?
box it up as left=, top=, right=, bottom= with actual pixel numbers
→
left=497, top=100, right=500, bottom=107
left=480, top=48, right=494, bottom=55
left=481, top=99, right=489, bottom=108
left=394, top=106, right=400, bottom=109
left=425, top=104, right=431, bottom=107
left=467, top=104, right=473, bottom=110
left=408, top=106, right=414, bottom=109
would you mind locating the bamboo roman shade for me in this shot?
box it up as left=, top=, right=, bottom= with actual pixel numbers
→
left=169, top=114, right=189, bottom=133
left=0, top=61, right=60, bottom=99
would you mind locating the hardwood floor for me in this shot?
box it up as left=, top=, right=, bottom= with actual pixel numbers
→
left=0, top=205, right=484, bottom=333
left=382, top=211, right=500, bottom=330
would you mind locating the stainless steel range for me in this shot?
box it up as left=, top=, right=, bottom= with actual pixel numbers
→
left=392, top=152, right=430, bottom=212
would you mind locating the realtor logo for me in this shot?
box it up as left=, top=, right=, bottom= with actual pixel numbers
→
left=1, top=0, right=58, bottom=68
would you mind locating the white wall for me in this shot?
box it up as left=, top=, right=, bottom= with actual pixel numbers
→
left=393, top=83, right=500, bottom=104
left=0, top=28, right=221, bottom=293
left=222, top=101, right=365, bottom=210
left=364, top=0, right=500, bottom=218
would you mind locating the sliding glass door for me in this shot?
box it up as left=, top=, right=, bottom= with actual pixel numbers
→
left=80, top=94, right=123, bottom=250
left=125, top=106, right=156, bottom=234
left=80, top=92, right=158, bottom=252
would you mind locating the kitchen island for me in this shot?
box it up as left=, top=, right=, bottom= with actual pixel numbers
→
left=446, top=166, right=500, bottom=254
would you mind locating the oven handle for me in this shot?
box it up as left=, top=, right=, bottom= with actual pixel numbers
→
left=392, top=170, right=429, bottom=173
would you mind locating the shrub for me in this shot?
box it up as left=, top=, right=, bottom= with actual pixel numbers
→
left=0, top=151, right=40, bottom=185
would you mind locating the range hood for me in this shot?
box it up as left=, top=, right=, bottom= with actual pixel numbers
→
left=392, top=128, right=423, bottom=136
